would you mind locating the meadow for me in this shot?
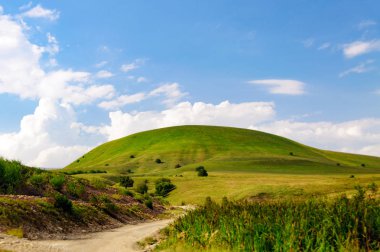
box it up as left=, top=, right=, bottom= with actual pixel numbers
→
left=157, top=186, right=380, bottom=251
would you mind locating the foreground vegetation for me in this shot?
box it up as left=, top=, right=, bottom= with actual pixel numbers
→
left=158, top=186, right=379, bottom=251
left=0, top=158, right=166, bottom=239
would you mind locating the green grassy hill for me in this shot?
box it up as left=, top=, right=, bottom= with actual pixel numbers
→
left=63, top=125, right=380, bottom=204
left=66, top=125, right=380, bottom=175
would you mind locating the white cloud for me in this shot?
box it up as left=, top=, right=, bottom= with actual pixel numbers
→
left=137, top=77, right=148, bottom=83
left=21, top=4, right=59, bottom=21
left=149, top=83, right=187, bottom=105
left=101, top=100, right=276, bottom=140
left=357, top=20, right=377, bottom=30
left=121, top=63, right=138, bottom=72
left=302, top=38, right=314, bottom=48
left=318, top=43, right=331, bottom=50
left=120, top=59, right=145, bottom=73
left=95, top=70, right=114, bottom=79
left=251, top=119, right=380, bottom=157
left=248, top=79, right=306, bottom=95
left=0, top=99, right=104, bottom=167
left=95, top=61, right=108, bottom=68
left=343, top=40, right=380, bottom=58
left=98, top=93, right=146, bottom=110
left=339, top=60, right=375, bottom=77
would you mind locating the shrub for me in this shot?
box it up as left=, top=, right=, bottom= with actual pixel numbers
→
left=50, top=175, right=65, bottom=191
left=155, top=158, right=163, bottom=164
left=289, top=152, right=294, bottom=156
left=361, top=163, right=366, bottom=167
left=130, top=155, right=135, bottom=158
left=136, top=180, right=148, bottom=194
left=144, top=198, right=153, bottom=209
left=196, top=166, right=208, bottom=177
left=120, top=176, right=134, bottom=188
left=1, top=159, right=22, bottom=193
left=350, top=175, right=355, bottom=178
left=175, top=164, right=181, bottom=168
left=155, top=178, right=176, bottom=197
left=54, top=194, right=73, bottom=213
left=29, top=174, right=45, bottom=188
left=67, top=181, right=85, bottom=198
left=336, top=163, right=341, bottom=166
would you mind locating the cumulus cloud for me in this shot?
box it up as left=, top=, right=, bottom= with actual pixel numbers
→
left=339, top=60, right=375, bottom=77
left=248, top=79, right=306, bottom=95
left=251, top=119, right=380, bottom=157
left=21, top=4, right=59, bottom=21
left=343, top=40, right=380, bottom=58
left=0, top=99, right=103, bottom=167
left=101, top=100, right=276, bottom=140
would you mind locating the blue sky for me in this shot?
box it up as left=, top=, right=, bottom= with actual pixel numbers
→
left=0, top=1, right=379, bottom=167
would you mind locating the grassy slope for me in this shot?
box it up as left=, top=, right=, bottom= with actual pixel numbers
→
left=63, top=125, right=380, bottom=204
left=66, top=125, right=380, bottom=174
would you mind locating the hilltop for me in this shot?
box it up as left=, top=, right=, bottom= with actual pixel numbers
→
left=66, top=125, right=380, bottom=175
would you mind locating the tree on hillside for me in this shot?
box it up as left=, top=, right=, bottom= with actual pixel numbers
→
left=196, top=166, right=208, bottom=177
left=155, top=178, right=176, bottom=197
left=120, top=176, right=134, bottom=188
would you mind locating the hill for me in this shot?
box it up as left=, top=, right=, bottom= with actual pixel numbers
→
left=65, top=125, right=380, bottom=175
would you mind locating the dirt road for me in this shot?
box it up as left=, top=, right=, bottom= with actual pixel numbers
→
left=0, top=219, right=172, bottom=252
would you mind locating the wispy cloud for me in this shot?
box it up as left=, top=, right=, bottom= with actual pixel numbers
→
left=98, top=93, right=146, bottom=110
left=120, top=59, right=145, bottom=73
left=339, top=60, right=375, bottom=77
left=357, top=20, right=377, bottom=30
left=318, top=42, right=331, bottom=50
left=149, top=83, right=187, bottom=106
left=343, top=40, right=380, bottom=58
left=21, top=4, right=60, bottom=21
left=248, top=79, right=306, bottom=95
left=302, top=38, right=314, bottom=48
left=95, top=70, right=114, bottom=79
left=95, top=61, right=108, bottom=68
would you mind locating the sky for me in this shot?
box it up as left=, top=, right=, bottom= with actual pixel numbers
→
left=0, top=1, right=379, bottom=168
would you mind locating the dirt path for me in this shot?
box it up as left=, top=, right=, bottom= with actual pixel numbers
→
left=0, top=219, right=173, bottom=252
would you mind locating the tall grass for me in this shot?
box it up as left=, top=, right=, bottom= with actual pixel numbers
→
left=159, top=187, right=379, bottom=251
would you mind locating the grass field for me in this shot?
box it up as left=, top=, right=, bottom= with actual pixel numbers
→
left=157, top=189, right=380, bottom=251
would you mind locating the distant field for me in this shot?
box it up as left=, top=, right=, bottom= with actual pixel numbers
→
left=69, top=172, right=380, bottom=205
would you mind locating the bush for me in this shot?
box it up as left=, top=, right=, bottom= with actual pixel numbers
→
left=155, top=178, right=176, bottom=197
left=289, top=152, right=294, bottom=156
left=155, top=158, right=163, bottom=164
left=136, top=180, right=148, bottom=194
left=1, top=159, right=22, bottom=193
left=29, top=174, right=45, bottom=188
left=130, top=155, right=135, bottom=158
left=361, top=163, right=366, bottom=167
left=196, top=166, right=208, bottom=177
left=144, top=198, right=153, bottom=209
left=175, top=164, right=181, bottom=168
left=50, top=175, right=65, bottom=191
left=120, top=176, right=134, bottom=188
left=54, top=194, right=73, bottom=213
left=67, top=181, right=85, bottom=198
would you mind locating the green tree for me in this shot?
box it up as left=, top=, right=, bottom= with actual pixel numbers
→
left=155, top=178, right=176, bottom=197
left=120, top=176, right=134, bottom=188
